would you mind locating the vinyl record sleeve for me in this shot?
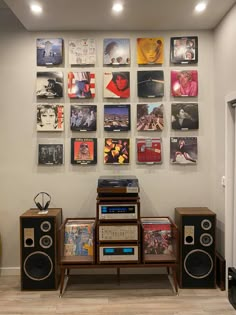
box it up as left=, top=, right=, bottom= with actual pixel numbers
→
left=104, top=138, right=130, bottom=164
left=36, top=71, right=63, bottom=99
left=69, top=38, right=96, bottom=65
left=171, top=103, right=199, bottom=130
left=170, top=36, right=198, bottom=64
left=70, top=105, right=97, bottom=131
left=103, top=38, right=130, bottom=65
left=104, top=72, right=130, bottom=98
left=137, top=103, right=164, bottom=131
left=37, top=38, right=63, bottom=66
left=171, top=70, right=198, bottom=97
left=68, top=71, right=95, bottom=99
left=71, top=138, right=97, bottom=165
left=170, top=137, right=198, bottom=164
left=37, top=104, right=64, bottom=131
left=38, top=144, right=63, bottom=165
left=136, top=138, right=162, bottom=164
left=137, top=71, right=164, bottom=98
left=137, top=37, right=164, bottom=65
left=104, top=104, right=130, bottom=132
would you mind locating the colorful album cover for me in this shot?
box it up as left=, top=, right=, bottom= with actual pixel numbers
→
left=137, top=37, right=164, bottom=65
left=171, top=103, right=199, bottom=130
left=104, top=72, right=130, bottom=98
left=171, top=70, right=198, bottom=97
left=70, top=105, right=97, bottom=131
left=103, top=38, right=130, bottom=65
left=36, top=38, right=63, bottom=66
left=68, top=38, right=96, bottom=65
left=170, top=137, right=198, bottom=164
left=136, top=138, right=162, bottom=164
left=38, top=144, right=63, bottom=165
left=104, top=138, right=130, bottom=164
left=142, top=219, right=172, bottom=255
left=37, top=104, right=64, bottom=131
left=104, top=104, right=130, bottom=132
left=137, top=103, right=164, bottom=131
left=71, top=138, right=97, bottom=164
left=64, top=220, right=95, bottom=256
left=170, top=36, right=198, bottom=64
left=36, top=72, right=63, bottom=98
left=137, top=71, right=164, bottom=98
left=68, top=71, right=95, bottom=99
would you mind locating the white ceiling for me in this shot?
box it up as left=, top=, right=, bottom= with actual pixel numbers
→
left=2, top=0, right=236, bottom=31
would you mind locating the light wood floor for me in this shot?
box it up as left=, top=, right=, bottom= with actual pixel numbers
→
left=0, top=275, right=235, bottom=315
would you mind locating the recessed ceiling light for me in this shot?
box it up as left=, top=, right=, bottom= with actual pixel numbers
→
left=112, top=3, right=123, bottom=13
left=30, top=4, right=43, bottom=14
left=195, top=2, right=207, bottom=13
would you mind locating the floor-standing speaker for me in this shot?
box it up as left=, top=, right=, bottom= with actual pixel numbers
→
left=175, top=207, right=216, bottom=288
left=20, top=208, right=62, bottom=290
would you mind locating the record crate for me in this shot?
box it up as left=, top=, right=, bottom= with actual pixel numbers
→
left=140, top=217, right=178, bottom=263
left=59, top=218, right=96, bottom=265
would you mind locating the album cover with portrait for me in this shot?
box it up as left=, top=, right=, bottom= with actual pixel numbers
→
left=136, top=138, right=162, bottom=164
left=137, top=103, right=164, bottom=131
left=137, top=37, right=164, bottom=65
left=171, top=70, right=198, bottom=97
left=171, top=103, right=199, bottom=130
left=68, top=71, right=95, bottom=99
left=104, top=104, right=131, bottom=132
left=36, top=72, right=63, bottom=99
left=71, top=138, right=97, bottom=165
left=69, top=38, right=96, bottom=65
left=137, top=71, right=164, bottom=98
left=104, top=72, right=130, bottom=98
left=104, top=138, right=130, bottom=165
left=170, top=36, right=198, bottom=64
left=37, top=104, right=64, bottom=131
left=37, top=38, right=63, bottom=66
left=103, top=38, right=130, bottom=65
left=38, top=144, right=63, bottom=165
left=70, top=105, right=97, bottom=131
left=170, top=137, right=198, bottom=164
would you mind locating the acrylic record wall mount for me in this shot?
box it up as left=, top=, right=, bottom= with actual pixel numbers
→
left=36, top=38, right=63, bottom=66
left=136, top=138, right=162, bottom=164
left=104, top=72, right=130, bottom=99
left=104, top=138, right=130, bottom=165
left=36, top=71, right=63, bottom=99
left=68, top=71, right=95, bottom=99
left=68, top=38, right=96, bottom=65
left=171, top=70, right=198, bottom=97
left=71, top=138, right=97, bottom=165
left=38, top=144, right=64, bottom=165
left=170, top=137, right=198, bottom=165
left=37, top=104, right=64, bottom=132
left=70, top=104, right=97, bottom=132
left=171, top=103, right=199, bottom=130
left=170, top=36, right=198, bottom=64
left=137, top=37, right=164, bottom=65
left=103, top=38, right=130, bottom=65
left=137, top=103, right=164, bottom=131
left=104, top=104, right=131, bottom=132
left=137, top=71, right=164, bottom=98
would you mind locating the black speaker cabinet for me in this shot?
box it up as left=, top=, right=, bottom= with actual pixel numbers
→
left=175, top=207, right=216, bottom=288
left=20, top=208, right=62, bottom=290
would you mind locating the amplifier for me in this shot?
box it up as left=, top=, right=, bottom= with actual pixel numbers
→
left=98, top=223, right=139, bottom=242
left=98, top=203, right=139, bottom=220
left=98, top=244, right=140, bottom=263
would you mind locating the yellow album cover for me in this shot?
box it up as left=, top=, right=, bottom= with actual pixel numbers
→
left=137, top=37, right=164, bottom=65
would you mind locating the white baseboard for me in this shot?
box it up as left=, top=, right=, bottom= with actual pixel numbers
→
left=0, top=267, right=20, bottom=276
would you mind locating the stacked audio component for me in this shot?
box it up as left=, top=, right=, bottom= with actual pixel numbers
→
left=96, top=176, right=141, bottom=264
left=20, top=208, right=62, bottom=290
left=175, top=207, right=216, bottom=288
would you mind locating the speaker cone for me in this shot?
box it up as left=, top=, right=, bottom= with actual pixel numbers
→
left=24, top=251, right=53, bottom=281
left=184, top=249, right=213, bottom=279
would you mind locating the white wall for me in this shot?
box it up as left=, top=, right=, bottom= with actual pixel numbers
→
left=0, top=8, right=215, bottom=272
left=212, top=4, right=236, bottom=257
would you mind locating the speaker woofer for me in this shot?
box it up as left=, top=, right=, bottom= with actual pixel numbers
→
left=184, top=249, right=213, bottom=279
left=23, top=251, right=53, bottom=281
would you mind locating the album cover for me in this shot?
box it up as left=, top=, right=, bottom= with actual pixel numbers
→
left=170, top=36, right=198, bottom=64
left=37, top=104, right=64, bottom=131
left=137, top=103, right=164, bottom=131
left=104, top=138, right=130, bottom=164
left=142, top=219, right=172, bottom=255
left=104, top=104, right=130, bottom=132
left=136, top=138, right=162, bottom=164
left=38, top=144, right=63, bottom=165
left=36, top=72, right=63, bottom=98
left=137, top=71, right=164, bottom=97
left=104, top=72, right=130, bottom=98
left=71, top=138, right=97, bottom=164
left=68, top=71, right=95, bottom=98
left=171, top=103, right=199, bottom=130
left=137, top=37, right=164, bottom=65
left=68, top=38, right=96, bottom=65
left=171, top=70, right=198, bottom=97
left=170, top=137, right=198, bottom=164
left=103, top=38, right=130, bottom=65
left=70, top=105, right=97, bottom=131
left=36, top=38, right=63, bottom=66
left=64, top=220, right=95, bottom=256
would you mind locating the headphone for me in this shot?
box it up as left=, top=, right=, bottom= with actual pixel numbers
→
left=34, top=192, right=51, bottom=211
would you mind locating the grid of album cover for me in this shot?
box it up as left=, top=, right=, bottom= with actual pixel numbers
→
left=36, top=36, right=199, bottom=166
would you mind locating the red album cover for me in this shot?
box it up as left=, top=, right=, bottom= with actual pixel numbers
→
left=136, top=138, right=162, bottom=164
left=68, top=71, right=95, bottom=98
left=171, top=70, right=198, bottom=97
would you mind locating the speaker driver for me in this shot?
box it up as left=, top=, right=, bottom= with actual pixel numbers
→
left=200, top=233, right=213, bottom=247
left=24, top=251, right=53, bottom=281
left=40, top=221, right=51, bottom=232
left=39, top=235, right=53, bottom=248
left=184, top=249, right=213, bottom=279
left=201, top=219, right=212, bottom=230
